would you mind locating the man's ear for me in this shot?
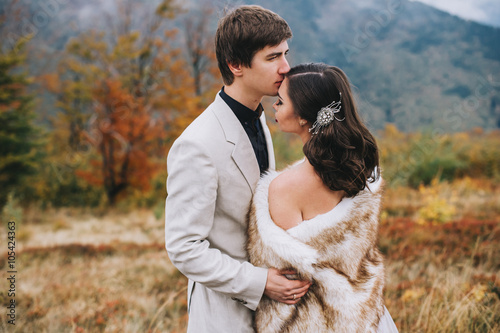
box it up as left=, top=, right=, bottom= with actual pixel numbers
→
left=227, top=61, right=243, bottom=77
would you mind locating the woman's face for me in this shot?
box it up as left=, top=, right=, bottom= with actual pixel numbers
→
left=273, top=78, right=310, bottom=140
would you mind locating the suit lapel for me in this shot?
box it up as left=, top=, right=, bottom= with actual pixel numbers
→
left=212, top=94, right=260, bottom=193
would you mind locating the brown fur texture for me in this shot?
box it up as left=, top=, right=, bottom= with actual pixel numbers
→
left=247, top=170, right=385, bottom=332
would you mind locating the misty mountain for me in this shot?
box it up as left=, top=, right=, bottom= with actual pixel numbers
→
left=5, top=0, right=500, bottom=132
left=238, top=0, right=500, bottom=132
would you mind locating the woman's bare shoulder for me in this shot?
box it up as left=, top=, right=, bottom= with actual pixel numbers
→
left=271, top=166, right=302, bottom=188
left=268, top=167, right=312, bottom=230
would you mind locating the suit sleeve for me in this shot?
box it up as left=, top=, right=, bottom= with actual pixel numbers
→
left=165, top=137, right=267, bottom=310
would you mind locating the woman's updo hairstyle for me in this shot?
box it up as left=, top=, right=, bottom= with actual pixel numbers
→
left=285, top=63, right=379, bottom=197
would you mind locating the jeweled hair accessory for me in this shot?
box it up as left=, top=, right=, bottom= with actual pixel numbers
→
left=309, top=92, right=344, bottom=135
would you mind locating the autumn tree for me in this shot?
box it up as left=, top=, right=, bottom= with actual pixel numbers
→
left=42, top=61, right=91, bottom=151
left=76, top=78, right=166, bottom=204
left=182, top=4, right=220, bottom=98
left=45, top=0, right=208, bottom=205
left=154, top=2, right=221, bottom=142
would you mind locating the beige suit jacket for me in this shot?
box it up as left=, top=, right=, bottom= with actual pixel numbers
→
left=165, top=93, right=275, bottom=332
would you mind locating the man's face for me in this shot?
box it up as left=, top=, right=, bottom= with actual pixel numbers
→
left=240, top=41, right=290, bottom=100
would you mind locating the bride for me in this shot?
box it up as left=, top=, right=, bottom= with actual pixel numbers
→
left=247, top=63, right=398, bottom=332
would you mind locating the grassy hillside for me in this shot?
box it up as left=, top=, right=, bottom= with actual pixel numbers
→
left=1, top=180, right=498, bottom=332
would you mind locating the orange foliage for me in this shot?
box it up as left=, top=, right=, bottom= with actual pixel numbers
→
left=42, top=2, right=221, bottom=205
left=76, top=78, right=166, bottom=204
left=380, top=217, right=500, bottom=264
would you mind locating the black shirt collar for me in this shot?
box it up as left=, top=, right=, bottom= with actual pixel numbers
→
left=219, top=87, right=263, bottom=124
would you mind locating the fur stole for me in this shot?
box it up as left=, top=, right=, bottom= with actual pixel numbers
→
left=247, top=169, right=386, bottom=333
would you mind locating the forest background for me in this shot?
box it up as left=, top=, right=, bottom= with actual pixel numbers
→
left=0, top=0, right=499, bottom=332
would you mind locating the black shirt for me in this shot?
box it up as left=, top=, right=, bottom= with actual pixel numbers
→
left=219, top=88, right=269, bottom=174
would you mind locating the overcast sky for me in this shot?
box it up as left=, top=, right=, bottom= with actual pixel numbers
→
left=414, top=0, right=500, bottom=27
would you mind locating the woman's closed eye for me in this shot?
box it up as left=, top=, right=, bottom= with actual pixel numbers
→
left=275, top=99, right=283, bottom=106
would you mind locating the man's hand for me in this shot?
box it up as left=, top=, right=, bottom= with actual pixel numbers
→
left=264, top=268, right=311, bottom=304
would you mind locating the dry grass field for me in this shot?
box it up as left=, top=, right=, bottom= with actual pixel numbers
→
left=1, top=178, right=499, bottom=332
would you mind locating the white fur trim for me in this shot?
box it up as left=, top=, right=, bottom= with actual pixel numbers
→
left=288, top=173, right=383, bottom=240
left=254, top=171, right=318, bottom=275
left=250, top=166, right=386, bottom=332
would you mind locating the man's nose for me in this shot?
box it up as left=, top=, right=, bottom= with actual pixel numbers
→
left=279, top=57, right=290, bottom=74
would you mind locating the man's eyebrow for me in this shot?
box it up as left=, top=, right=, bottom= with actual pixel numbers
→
left=266, top=50, right=289, bottom=58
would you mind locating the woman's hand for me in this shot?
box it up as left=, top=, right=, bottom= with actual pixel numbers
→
left=264, top=268, right=311, bottom=304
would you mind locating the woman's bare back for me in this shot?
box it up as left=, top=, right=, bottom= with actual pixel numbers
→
left=268, top=160, right=344, bottom=230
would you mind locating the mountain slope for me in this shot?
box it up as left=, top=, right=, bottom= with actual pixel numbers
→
left=237, top=0, right=500, bottom=131
left=6, top=0, right=500, bottom=132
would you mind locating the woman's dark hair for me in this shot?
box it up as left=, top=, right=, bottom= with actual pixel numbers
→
left=285, top=63, right=379, bottom=197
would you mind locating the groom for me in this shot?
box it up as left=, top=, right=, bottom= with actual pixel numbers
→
left=165, top=5, right=310, bottom=333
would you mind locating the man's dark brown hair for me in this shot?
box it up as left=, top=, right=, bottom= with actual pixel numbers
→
left=215, top=5, right=292, bottom=85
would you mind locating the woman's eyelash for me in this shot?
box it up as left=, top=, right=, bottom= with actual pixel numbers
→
left=276, top=100, right=283, bottom=106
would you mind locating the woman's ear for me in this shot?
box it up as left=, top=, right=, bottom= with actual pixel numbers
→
left=299, top=118, right=308, bottom=127
left=227, top=61, right=243, bottom=77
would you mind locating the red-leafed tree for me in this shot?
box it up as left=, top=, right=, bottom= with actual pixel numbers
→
left=76, top=79, right=166, bottom=204
left=44, top=0, right=217, bottom=205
